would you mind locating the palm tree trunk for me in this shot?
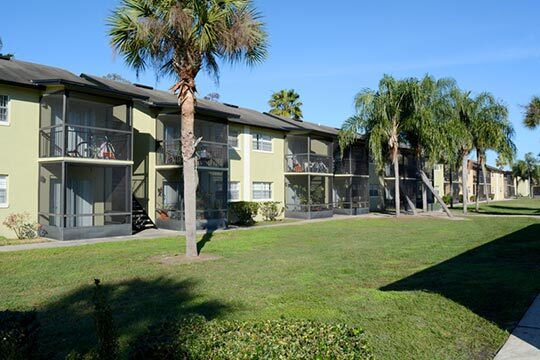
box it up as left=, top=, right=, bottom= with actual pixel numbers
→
left=481, top=158, right=490, bottom=204
left=475, top=153, right=480, bottom=212
left=180, top=80, right=198, bottom=258
left=449, top=167, right=454, bottom=208
left=418, top=155, right=427, bottom=212
left=419, top=170, right=453, bottom=217
left=393, top=150, right=401, bottom=217
left=462, top=154, right=468, bottom=215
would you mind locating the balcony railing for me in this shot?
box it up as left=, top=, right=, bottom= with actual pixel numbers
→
left=39, top=125, right=131, bottom=161
left=285, top=154, right=333, bottom=173
left=334, top=158, right=368, bottom=175
left=157, top=139, right=228, bottom=168
left=384, top=164, right=418, bottom=179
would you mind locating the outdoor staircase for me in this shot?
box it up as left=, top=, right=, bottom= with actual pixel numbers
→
left=132, top=195, right=156, bottom=233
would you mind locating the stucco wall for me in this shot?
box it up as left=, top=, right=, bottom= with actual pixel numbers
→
left=132, top=105, right=157, bottom=221
left=0, top=85, right=40, bottom=238
left=229, top=124, right=286, bottom=220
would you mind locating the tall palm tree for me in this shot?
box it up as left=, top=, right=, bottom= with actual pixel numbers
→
left=109, top=0, right=268, bottom=257
left=340, top=75, right=415, bottom=217
left=268, top=89, right=303, bottom=120
left=524, top=96, right=540, bottom=129
left=404, top=75, right=456, bottom=216
left=469, top=93, right=515, bottom=210
left=512, top=160, right=529, bottom=194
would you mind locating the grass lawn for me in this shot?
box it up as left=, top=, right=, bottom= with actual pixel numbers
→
left=1, top=216, right=540, bottom=359
left=451, top=197, right=540, bottom=216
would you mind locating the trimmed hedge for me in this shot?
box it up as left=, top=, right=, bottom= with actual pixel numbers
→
left=0, top=310, right=40, bottom=360
left=229, top=201, right=259, bottom=225
left=129, top=315, right=372, bottom=359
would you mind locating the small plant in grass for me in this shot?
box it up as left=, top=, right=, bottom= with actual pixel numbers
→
left=0, top=310, right=40, bottom=360
left=470, top=195, right=476, bottom=202
left=259, top=201, right=284, bottom=221
left=2, top=212, right=39, bottom=239
left=229, top=201, right=259, bottom=225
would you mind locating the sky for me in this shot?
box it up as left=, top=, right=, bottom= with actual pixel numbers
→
left=1, top=0, right=539, bottom=166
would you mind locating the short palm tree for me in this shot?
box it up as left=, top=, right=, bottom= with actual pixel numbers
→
left=109, top=0, right=268, bottom=257
left=340, top=75, right=415, bottom=217
left=524, top=152, right=540, bottom=197
left=524, top=96, right=540, bottom=129
left=268, top=89, right=303, bottom=120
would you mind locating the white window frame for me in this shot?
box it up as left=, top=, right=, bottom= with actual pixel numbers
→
left=229, top=181, right=240, bottom=201
left=0, top=175, right=8, bottom=208
left=228, top=129, right=240, bottom=149
left=252, top=181, right=272, bottom=201
left=0, top=95, right=10, bottom=126
left=252, top=133, right=273, bottom=153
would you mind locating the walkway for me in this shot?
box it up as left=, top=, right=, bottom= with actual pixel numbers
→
left=495, top=295, right=540, bottom=360
left=0, top=213, right=390, bottom=253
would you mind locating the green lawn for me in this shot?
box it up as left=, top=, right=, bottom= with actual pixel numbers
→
left=452, top=197, right=540, bottom=215
left=1, top=216, right=540, bottom=359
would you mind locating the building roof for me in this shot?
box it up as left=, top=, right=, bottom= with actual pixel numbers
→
left=0, top=57, right=347, bottom=136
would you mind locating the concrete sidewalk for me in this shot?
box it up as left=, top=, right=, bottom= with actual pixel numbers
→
left=495, top=295, right=540, bottom=360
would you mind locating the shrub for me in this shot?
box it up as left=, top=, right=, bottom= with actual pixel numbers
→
left=259, top=201, right=283, bottom=221
left=228, top=201, right=259, bottom=225
left=2, top=213, right=39, bottom=239
left=442, top=195, right=452, bottom=205
left=129, top=315, right=372, bottom=360
left=459, top=195, right=464, bottom=203
left=470, top=195, right=476, bottom=202
left=489, top=193, right=495, bottom=200
left=0, top=310, right=40, bottom=360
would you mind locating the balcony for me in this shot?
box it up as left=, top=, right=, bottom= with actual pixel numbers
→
left=40, top=125, right=131, bottom=161
left=285, top=153, right=333, bottom=174
left=157, top=139, right=228, bottom=168
left=39, top=91, right=132, bottom=162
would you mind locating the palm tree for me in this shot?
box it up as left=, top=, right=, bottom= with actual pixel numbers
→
left=524, top=152, right=540, bottom=198
left=469, top=93, right=515, bottom=210
left=404, top=75, right=456, bottom=216
left=512, top=160, right=529, bottom=194
left=524, top=96, right=540, bottom=129
left=340, top=75, right=415, bottom=217
left=109, top=0, right=268, bottom=257
left=268, top=89, right=303, bottom=120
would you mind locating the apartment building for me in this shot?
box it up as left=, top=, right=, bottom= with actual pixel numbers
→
left=0, top=57, right=461, bottom=240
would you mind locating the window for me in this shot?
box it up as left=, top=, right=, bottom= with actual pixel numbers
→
left=0, top=95, right=9, bottom=125
left=252, top=133, right=272, bottom=152
left=229, top=181, right=240, bottom=201
left=253, top=182, right=272, bottom=200
left=369, top=184, right=379, bottom=197
left=228, top=129, right=239, bottom=148
left=0, top=175, right=7, bottom=207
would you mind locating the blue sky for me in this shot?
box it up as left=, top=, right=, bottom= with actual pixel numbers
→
left=1, top=0, right=539, bottom=165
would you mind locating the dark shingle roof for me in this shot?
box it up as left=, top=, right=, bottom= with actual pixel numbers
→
left=0, top=58, right=342, bottom=135
left=0, top=58, right=97, bottom=88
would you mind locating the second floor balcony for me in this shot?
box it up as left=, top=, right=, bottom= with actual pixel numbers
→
left=39, top=90, right=132, bottom=162
left=285, top=153, right=333, bottom=174
left=285, top=134, right=333, bottom=174
left=157, top=139, right=228, bottom=168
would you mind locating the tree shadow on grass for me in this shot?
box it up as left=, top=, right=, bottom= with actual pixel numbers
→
left=197, top=230, right=215, bottom=254
left=38, top=277, right=231, bottom=359
left=477, top=204, right=540, bottom=215
left=380, top=224, right=540, bottom=331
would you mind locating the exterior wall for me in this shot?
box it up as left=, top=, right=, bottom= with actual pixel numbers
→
left=132, top=105, right=157, bottom=221
left=0, top=85, right=40, bottom=238
left=432, top=164, right=444, bottom=196
left=229, top=124, right=286, bottom=221
left=516, top=178, right=531, bottom=197
left=491, top=171, right=505, bottom=201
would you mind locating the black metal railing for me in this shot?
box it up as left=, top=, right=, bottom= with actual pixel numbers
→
left=334, top=158, right=369, bottom=175
left=285, top=154, right=333, bottom=173
left=39, top=125, right=131, bottom=161
left=157, top=139, right=228, bottom=168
